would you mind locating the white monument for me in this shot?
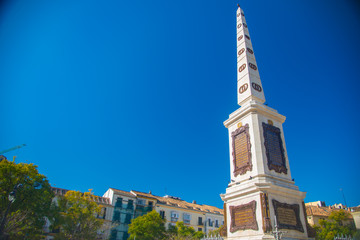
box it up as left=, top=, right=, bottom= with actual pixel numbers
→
left=220, top=5, right=311, bottom=240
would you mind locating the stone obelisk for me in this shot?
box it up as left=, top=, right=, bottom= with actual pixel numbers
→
left=220, top=5, right=311, bottom=240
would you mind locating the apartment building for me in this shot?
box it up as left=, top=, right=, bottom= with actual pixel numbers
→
left=44, top=187, right=113, bottom=240
left=103, top=188, right=224, bottom=240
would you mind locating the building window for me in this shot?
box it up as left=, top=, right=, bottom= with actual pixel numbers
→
left=215, top=219, right=219, bottom=228
left=112, top=211, right=120, bottom=222
left=122, top=232, right=129, bottom=240
left=171, top=211, right=179, bottom=222
left=160, top=210, right=165, bottom=219
left=110, top=229, right=117, bottom=240
left=127, top=200, right=134, bottom=209
left=125, top=214, right=132, bottom=224
left=115, top=197, right=123, bottom=208
left=198, top=217, right=203, bottom=225
left=137, top=199, right=146, bottom=206
left=183, top=213, right=191, bottom=224
left=208, top=218, right=213, bottom=227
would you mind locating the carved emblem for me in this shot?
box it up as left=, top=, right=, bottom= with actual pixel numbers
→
left=238, top=35, right=243, bottom=41
left=230, top=201, right=258, bottom=232
left=249, top=63, right=257, bottom=70
left=262, top=123, right=287, bottom=174
left=247, top=48, right=253, bottom=54
left=260, top=193, right=272, bottom=233
left=241, top=12, right=245, bottom=16
left=237, top=23, right=242, bottom=29
left=245, top=35, right=250, bottom=40
left=231, top=124, right=252, bottom=176
left=238, top=63, right=246, bottom=72
left=252, top=82, right=262, bottom=92
left=220, top=203, right=228, bottom=237
left=272, top=200, right=304, bottom=233
left=238, top=48, right=245, bottom=56
left=243, top=23, right=248, bottom=28
left=238, top=83, right=248, bottom=94
left=237, top=13, right=240, bottom=17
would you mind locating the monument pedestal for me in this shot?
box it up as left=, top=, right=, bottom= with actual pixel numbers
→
left=220, top=5, right=311, bottom=240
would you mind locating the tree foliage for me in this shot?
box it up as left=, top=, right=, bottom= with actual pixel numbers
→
left=166, top=221, right=204, bottom=240
left=54, top=190, right=104, bottom=240
left=128, top=210, right=166, bottom=240
left=0, top=156, right=54, bottom=239
left=314, top=209, right=356, bottom=240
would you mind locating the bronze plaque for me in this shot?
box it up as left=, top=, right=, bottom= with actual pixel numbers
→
left=273, top=200, right=304, bottom=232
left=237, top=23, right=242, bottom=29
left=238, top=35, right=243, bottom=41
left=231, top=124, right=252, bottom=176
left=230, top=201, right=258, bottom=232
left=238, top=83, right=248, bottom=94
left=239, top=63, right=246, bottom=72
left=247, top=48, right=253, bottom=54
left=262, top=123, right=287, bottom=174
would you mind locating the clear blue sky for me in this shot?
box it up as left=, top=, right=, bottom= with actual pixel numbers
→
left=1, top=0, right=359, bottom=209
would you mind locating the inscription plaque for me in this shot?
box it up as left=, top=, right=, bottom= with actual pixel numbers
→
left=230, top=201, right=258, bottom=232
left=262, top=123, right=287, bottom=174
left=231, top=124, right=252, bottom=176
left=273, top=200, right=304, bottom=232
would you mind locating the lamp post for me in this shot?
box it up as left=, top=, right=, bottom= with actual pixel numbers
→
left=271, top=216, right=287, bottom=240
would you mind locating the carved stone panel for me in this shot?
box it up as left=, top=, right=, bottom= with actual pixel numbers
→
left=220, top=203, right=228, bottom=237
left=230, top=201, right=258, bottom=233
left=231, top=124, right=252, bottom=176
left=260, top=193, right=272, bottom=233
left=272, top=200, right=304, bottom=232
left=262, top=123, right=287, bottom=174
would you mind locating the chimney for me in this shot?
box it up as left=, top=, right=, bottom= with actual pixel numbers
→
left=192, top=200, right=197, bottom=204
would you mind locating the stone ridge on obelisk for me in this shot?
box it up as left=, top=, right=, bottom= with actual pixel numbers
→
left=220, top=5, right=312, bottom=240
left=236, top=5, right=265, bottom=106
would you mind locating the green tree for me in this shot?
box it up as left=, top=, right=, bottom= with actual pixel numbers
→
left=314, top=209, right=356, bottom=240
left=128, top=210, right=166, bottom=240
left=0, top=156, right=54, bottom=239
left=166, top=222, right=204, bottom=240
left=54, top=190, right=104, bottom=240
